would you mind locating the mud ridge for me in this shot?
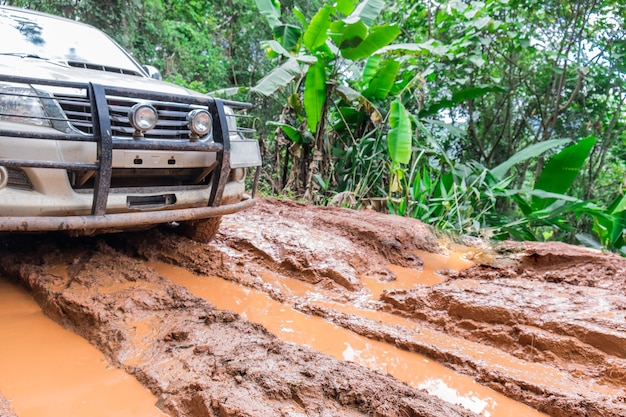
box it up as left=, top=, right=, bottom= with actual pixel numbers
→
left=298, top=303, right=624, bottom=417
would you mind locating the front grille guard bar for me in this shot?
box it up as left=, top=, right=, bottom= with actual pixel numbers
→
left=0, top=74, right=251, bottom=218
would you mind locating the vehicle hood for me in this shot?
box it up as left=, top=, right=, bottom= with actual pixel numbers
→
left=0, top=56, right=201, bottom=97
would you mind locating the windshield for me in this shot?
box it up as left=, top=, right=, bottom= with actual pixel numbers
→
left=0, top=7, right=143, bottom=74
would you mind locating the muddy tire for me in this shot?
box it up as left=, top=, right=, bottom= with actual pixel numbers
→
left=179, top=216, right=222, bottom=243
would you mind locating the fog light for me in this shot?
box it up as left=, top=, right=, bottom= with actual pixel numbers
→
left=187, top=109, right=212, bottom=140
left=231, top=168, right=246, bottom=182
left=128, top=103, right=158, bottom=138
left=0, top=166, right=8, bottom=189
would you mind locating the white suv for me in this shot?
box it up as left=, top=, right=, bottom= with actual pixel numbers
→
left=0, top=6, right=261, bottom=242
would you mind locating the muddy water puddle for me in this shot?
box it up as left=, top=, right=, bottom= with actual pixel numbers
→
left=0, top=279, right=167, bottom=417
left=152, top=260, right=548, bottom=417
left=363, top=250, right=473, bottom=299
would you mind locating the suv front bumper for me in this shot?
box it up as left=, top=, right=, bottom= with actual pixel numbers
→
left=0, top=75, right=261, bottom=233
left=0, top=195, right=255, bottom=232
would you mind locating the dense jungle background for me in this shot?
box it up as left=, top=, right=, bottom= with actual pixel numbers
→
left=4, top=0, right=626, bottom=253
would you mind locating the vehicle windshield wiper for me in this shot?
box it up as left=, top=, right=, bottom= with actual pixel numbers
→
left=0, top=52, right=48, bottom=59
left=0, top=52, right=70, bottom=67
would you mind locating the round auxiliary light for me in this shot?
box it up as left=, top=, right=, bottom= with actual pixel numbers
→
left=187, top=109, right=212, bottom=140
left=128, top=103, right=158, bottom=135
left=231, top=167, right=246, bottom=182
left=0, top=166, right=8, bottom=190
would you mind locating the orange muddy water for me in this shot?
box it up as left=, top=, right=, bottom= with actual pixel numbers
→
left=0, top=279, right=166, bottom=417
left=362, top=250, right=471, bottom=299
left=151, top=249, right=548, bottom=417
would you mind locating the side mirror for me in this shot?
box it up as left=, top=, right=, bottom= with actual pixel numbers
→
left=142, top=65, right=162, bottom=80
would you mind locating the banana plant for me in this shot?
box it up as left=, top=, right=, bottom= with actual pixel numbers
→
left=490, top=137, right=601, bottom=241
left=591, top=193, right=626, bottom=254
left=387, top=99, right=412, bottom=194
left=532, top=137, right=598, bottom=211
left=254, top=0, right=401, bottom=132
left=253, top=0, right=405, bottom=197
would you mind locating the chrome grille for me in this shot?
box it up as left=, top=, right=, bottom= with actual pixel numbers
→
left=54, top=92, right=201, bottom=140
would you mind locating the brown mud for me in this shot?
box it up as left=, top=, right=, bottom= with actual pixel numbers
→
left=0, top=198, right=624, bottom=417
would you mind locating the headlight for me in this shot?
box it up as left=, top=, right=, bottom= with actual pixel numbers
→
left=0, top=82, right=52, bottom=127
left=128, top=103, right=158, bottom=137
left=187, top=109, right=212, bottom=140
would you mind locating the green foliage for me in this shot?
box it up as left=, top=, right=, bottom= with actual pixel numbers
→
left=303, top=5, right=332, bottom=50
left=418, top=86, right=506, bottom=118
left=490, top=139, right=572, bottom=181
left=591, top=194, right=626, bottom=255
left=490, top=138, right=601, bottom=241
left=387, top=100, right=412, bottom=165
left=388, top=152, right=505, bottom=235
left=253, top=58, right=301, bottom=96
left=532, top=137, right=597, bottom=211
left=251, top=0, right=403, bottom=201
left=303, top=60, right=327, bottom=133
left=256, top=0, right=282, bottom=29
left=339, top=24, right=401, bottom=60
left=250, top=0, right=626, bottom=255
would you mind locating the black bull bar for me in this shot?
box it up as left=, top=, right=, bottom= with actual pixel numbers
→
left=0, top=74, right=258, bottom=232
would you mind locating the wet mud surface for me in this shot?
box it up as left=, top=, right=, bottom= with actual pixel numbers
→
left=0, top=198, right=625, bottom=416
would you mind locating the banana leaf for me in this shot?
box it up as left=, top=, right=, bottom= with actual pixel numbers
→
left=532, top=136, right=597, bottom=211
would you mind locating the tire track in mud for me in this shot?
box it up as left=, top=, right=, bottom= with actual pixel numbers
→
left=0, top=234, right=477, bottom=417
left=150, top=260, right=548, bottom=417
left=1, top=198, right=625, bottom=417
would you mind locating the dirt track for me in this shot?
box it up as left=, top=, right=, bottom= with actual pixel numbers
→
left=0, top=198, right=625, bottom=416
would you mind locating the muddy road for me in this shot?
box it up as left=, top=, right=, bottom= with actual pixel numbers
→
left=0, top=198, right=624, bottom=417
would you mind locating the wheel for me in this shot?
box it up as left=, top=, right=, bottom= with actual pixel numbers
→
left=179, top=216, right=222, bottom=243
